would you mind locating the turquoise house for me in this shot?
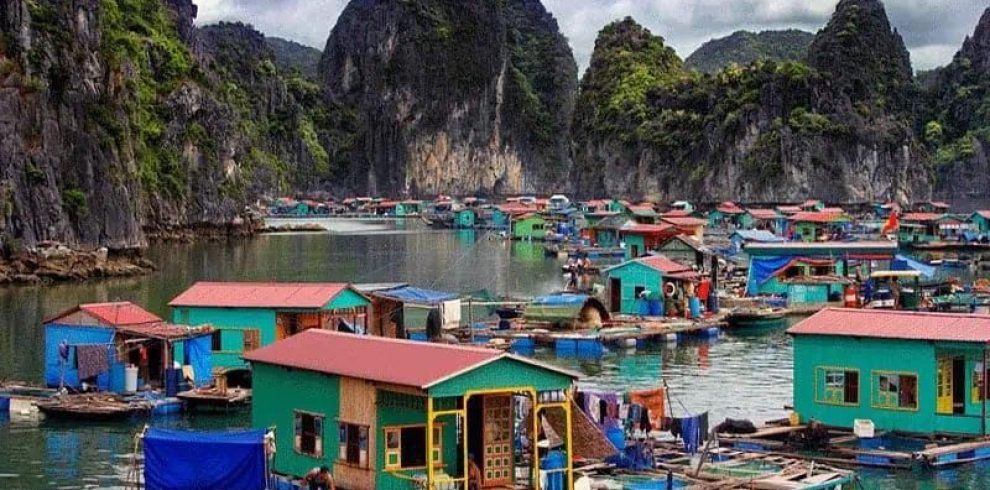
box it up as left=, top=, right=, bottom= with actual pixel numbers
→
left=745, top=241, right=897, bottom=304
left=898, top=213, right=944, bottom=244
left=169, top=282, right=371, bottom=369
left=603, top=255, right=697, bottom=314
left=971, top=211, right=990, bottom=234
left=246, top=329, right=580, bottom=490
left=590, top=215, right=629, bottom=247
left=791, top=308, right=990, bottom=436
left=395, top=201, right=422, bottom=217
left=454, top=209, right=477, bottom=229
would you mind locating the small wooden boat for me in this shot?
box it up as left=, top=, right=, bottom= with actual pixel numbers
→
left=561, top=264, right=602, bottom=275
left=177, top=387, right=251, bottom=412
left=727, top=310, right=787, bottom=329
left=35, top=393, right=152, bottom=421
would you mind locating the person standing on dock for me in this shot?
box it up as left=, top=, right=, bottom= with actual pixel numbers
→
left=303, top=466, right=336, bottom=490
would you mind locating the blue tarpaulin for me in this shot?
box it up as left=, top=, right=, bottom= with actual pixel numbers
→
left=891, top=254, right=936, bottom=278
left=182, top=335, right=213, bottom=388
left=375, top=286, right=458, bottom=305
left=746, top=256, right=796, bottom=295
left=44, top=324, right=117, bottom=390
left=144, top=428, right=267, bottom=490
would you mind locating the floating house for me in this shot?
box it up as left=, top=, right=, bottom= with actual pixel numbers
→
left=169, top=282, right=371, bottom=369
left=656, top=235, right=711, bottom=271
left=361, top=284, right=461, bottom=338
left=625, top=204, right=659, bottom=224
left=742, top=209, right=787, bottom=234
left=660, top=216, right=706, bottom=241
left=246, top=330, right=580, bottom=490
left=800, top=200, right=826, bottom=212
left=619, top=223, right=678, bottom=259
left=914, top=201, right=952, bottom=214
left=898, top=213, right=945, bottom=244
left=454, top=209, right=477, bottom=229
left=776, top=205, right=803, bottom=216
left=788, top=211, right=852, bottom=242
left=522, top=293, right=610, bottom=330
left=790, top=308, right=990, bottom=436
left=708, top=201, right=745, bottom=227
left=745, top=241, right=898, bottom=305
left=512, top=213, right=550, bottom=241
left=971, top=211, right=990, bottom=234
left=492, top=203, right=534, bottom=230
left=395, top=200, right=423, bottom=217
left=603, top=255, right=699, bottom=314
left=729, top=230, right=785, bottom=254
left=43, top=302, right=213, bottom=392
left=590, top=215, right=630, bottom=248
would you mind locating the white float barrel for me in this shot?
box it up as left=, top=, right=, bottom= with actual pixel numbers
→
left=125, top=365, right=139, bottom=392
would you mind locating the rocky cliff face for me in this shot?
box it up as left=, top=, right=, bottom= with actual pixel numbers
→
left=925, top=7, right=990, bottom=200
left=320, top=0, right=577, bottom=196
left=0, top=0, right=338, bottom=253
left=571, top=0, right=930, bottom=203
left=266, top=37, right=322, bottom=80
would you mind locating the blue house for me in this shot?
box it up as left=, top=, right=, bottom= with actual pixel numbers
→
left=43, top=302, right=213, bottom=392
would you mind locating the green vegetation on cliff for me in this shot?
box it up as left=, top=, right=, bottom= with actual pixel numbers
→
left=686, top=30, right=814, bottom=74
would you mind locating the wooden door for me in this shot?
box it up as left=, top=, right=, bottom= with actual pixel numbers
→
left=937, top=357, right=953, bottom=414
left=482, top=395, right=512, bottom=487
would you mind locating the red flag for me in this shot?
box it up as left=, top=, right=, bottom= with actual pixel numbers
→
left=881, top=211, right=899, bottom=235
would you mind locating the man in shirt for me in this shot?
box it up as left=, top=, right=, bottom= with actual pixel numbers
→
left=303, top=466, right=335, bottom=490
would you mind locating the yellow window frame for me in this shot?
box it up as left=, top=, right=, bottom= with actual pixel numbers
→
left=813, top=366, right=860, bottom=407
left=871, top=370, right=920, bottom=412
left=383, top=424, right=443, bottom=471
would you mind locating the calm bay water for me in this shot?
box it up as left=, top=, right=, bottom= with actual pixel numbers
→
left=0, top=221, right=985, bottom=488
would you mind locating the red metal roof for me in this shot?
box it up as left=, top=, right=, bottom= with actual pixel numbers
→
left=660, top=209, right=692, bottom=217
left=661, top=217, right=706, bottom=227
left=788, top=211, right=849, bottom=223
left=717, top=202, right=744, bottom=214
left=116, top=323, right=213, bottom=340
left=497, top=203, right=535, bottom=214
left=621, top=223, right=675, bottom=235
left=788, top=308, right=990, bottom=343
left=76, top=302, right=162, bottom=326
left=746, top=209, right=781, bottom=220
left=777, top=205, right=802, bottom=214
left=901, top=212, right=944, bottom=222
left=637, top=255, right=693, bottom=274
left=976, top=211, right=990, bottom=220
left=244, top=330, right=577, bottom=388
left=169, top=282, right=350, bottom=309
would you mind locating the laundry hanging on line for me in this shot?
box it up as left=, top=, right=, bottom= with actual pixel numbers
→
left=76, top=344, right=110, bottom=380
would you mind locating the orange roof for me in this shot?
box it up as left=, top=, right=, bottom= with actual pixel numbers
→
left=244, top=330, right=578, bottom=388
left=747, top=209, right=781, bottom=220
left=717, top=202, right=744, bottom=214
left=45, top=302, right=163, bottom=326
left=777, top=205, right=802, bottom=214
left=661, top=210, right=692, bottom=218
left=974, top=211, right=990, bottom=220
left=661, top=217, right=706, bottom=227
left=789, top=308, right=990, bottom=343
left=620, top=223, right=675, bottom=235
left=788, top=211, right=849, bottom=223
left=169, top=282, right=353, bottom=309
left=637, top=255, right=694, bottom=274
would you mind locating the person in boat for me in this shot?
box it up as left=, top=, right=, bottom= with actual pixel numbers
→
left=581, top=256, right=593, bottom=271
left=566, top=257, right=578, bottom=272
left=303, top=466, right=335, bottom=490
left=890, top=276, right=901, bottom=309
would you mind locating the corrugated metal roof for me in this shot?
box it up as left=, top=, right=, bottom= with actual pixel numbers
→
left=638, top=255, right=693, bottom=274
left=244, top=330, right=578, bottom=388
left=901, top=212, right=945, bottom=222
left=169, top=282, right=350, bottom=309
left=621, top=223, right=675, bottom=234
left=661, top=217, right=706, bottom=226
left=72, top=302, right=162, bottom=326
left=788, top=308, right=990, bottom=343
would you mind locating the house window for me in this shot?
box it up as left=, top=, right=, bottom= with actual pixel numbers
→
left=294, top=411, right=324, bottom=458
left=634, top=286, right=646, bottom=298
left=243, top=329, right=261, bottom=352
left=873, top=372, right=918, bottom=410
left=211, top=330, right=223, bottom=352
left=338, top=423, right=369, bottom=468
left=383, top=425, right=442, bottom=470
left=816, top=367, right=859, bottom=405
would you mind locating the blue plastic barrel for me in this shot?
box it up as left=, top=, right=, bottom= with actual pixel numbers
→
left=0, top=396, right=10, bottom=415
left=639, top=299, right=650, bottom=315
left=576, top=339, right=604, bottom=358
left=409, top=332, right=428, bottom=342
left=689, top=298, right=702, bottom=319
left=649, top=299, right=663, bottom=316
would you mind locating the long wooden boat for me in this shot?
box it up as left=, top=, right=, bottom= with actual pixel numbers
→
left=35, top=393, right=152, bottom=421
left=727, top=310, right=787, bottom=329
left=177, top=387, right=251, bottom=412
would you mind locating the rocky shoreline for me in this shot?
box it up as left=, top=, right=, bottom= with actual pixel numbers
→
left=0, top=243, right=156, bottom=285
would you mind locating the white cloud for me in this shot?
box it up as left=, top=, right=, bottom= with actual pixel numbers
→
left=192, top=0, right=988, bottom=71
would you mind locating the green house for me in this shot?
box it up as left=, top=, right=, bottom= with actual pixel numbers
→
left=603, top=255, right=697, bottom=314
left=789, top=212, right=852, bottom=242
left=246, top=329, right=579, bottom=490
left=395, top=201, right=422, bottom=217
left=745, top=241, right=897, bottom=304
left=512, top=214, right=549, bottom=240
left=897, top=213, right=944, bottom=244
left=169, top=282, right=372, bottom=370
left=455, top=209, right=477, bottom=229
left=971, top=211, right=990, bottom=234
left=791, top=308, right=990, bottom=436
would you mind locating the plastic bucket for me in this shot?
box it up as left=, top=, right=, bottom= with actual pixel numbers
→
left=0, top=396, right=9, bottom=415
left=688, top=298, right=702, bottom=319
left=125, top=366, right=139, bottom=392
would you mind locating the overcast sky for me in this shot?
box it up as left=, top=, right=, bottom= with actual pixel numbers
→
left=195, top=0, right=988, bottom=72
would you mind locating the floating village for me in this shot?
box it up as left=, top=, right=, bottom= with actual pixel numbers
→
left=8, top=195, right=990, bottom=490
